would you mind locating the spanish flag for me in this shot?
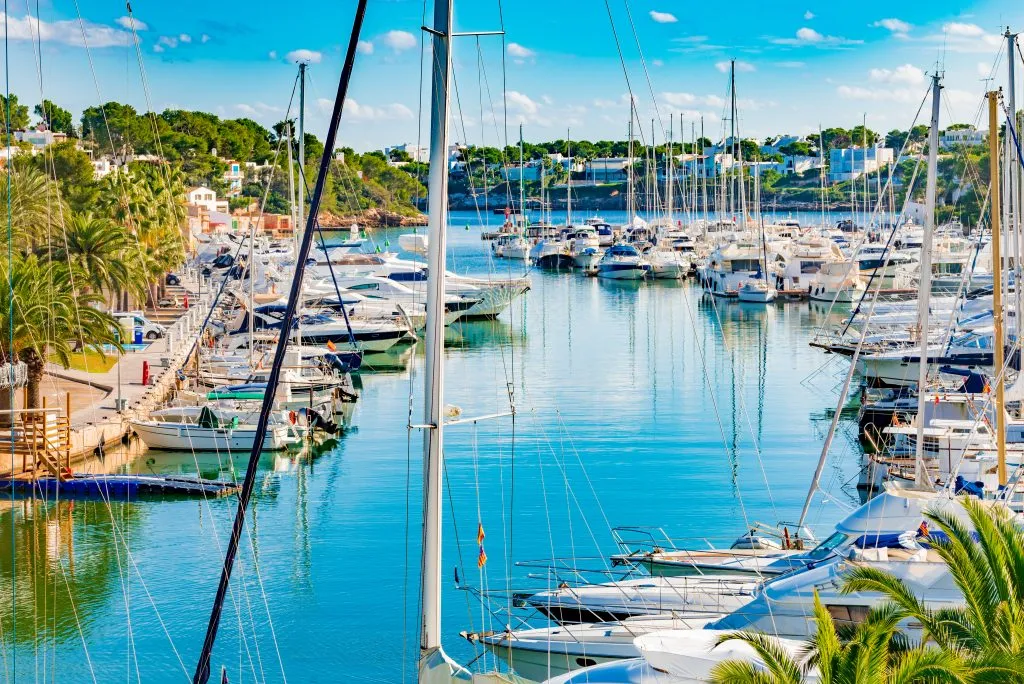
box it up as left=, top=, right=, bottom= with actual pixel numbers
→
left=326, top=339, right=337, bottom=352
left=476, top=522, right=485, bottom=546
left=477, top=545, right=488, bottom=569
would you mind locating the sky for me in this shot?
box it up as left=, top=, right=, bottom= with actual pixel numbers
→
left=2, top=0, right=1023, bottom=152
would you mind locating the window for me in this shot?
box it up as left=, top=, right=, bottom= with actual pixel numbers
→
left=348, top=283, right=379, bottom=291
left=826, top=604, right=869, bottom=627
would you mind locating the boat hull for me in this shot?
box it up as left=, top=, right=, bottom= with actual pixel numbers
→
left=130, top=422, right=294, bottom=451
left=598, top=264, right=650, bottom=280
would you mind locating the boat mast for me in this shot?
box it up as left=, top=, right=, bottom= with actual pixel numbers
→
left=566, top=128, right=572, bottom=227
left=701, top=116, right=709, bottom=236
left=819, top=124, right=826, bottom=230
left=420, top=0, right=453, bottom=659
left=190, top=3, right=368, bottom=681
left=1006, top=30, right=1021, bottom=351
left=298, top=62, right=307, bottom=230
left=912, top=74, right=942, bottom=487
left=518, top=123, right=524, bottom=232
left=666, top=115, right=673, bottom=223
left=988, top=90, right=1008, bottom=486
left=627, top=114, right=634, bottom=226
left=731, top=60, right=747, bottom=232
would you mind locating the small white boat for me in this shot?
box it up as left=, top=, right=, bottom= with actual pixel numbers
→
left=492, top=233, right=530, bottom=260
left=737, top=279, right=777, bottom=303
left=130, top=406, right=299, bottom=451
left=646, top=247, right=689, bottom=279
left=597, top=243, right=650, bottom=280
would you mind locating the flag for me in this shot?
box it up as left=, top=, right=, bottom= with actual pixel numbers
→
left=918, top=521, right=929, bottom=538
left=477, top=545, right=487, bottom=569
left=326, top=339, right=337, bottom=352
left=476, top=522, right=485, bottom=546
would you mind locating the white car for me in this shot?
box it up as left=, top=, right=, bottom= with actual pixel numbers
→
left=112, top=312, right=167, bottom=341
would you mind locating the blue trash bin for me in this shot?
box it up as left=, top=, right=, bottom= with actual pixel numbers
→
left=134, top=328, right=143, bottom=345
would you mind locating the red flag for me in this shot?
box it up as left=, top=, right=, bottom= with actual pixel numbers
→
left=476, top=522, right=485, bottom=546
left=477, top=545, right=488, bottom=569
left=326, top=339, right=337, bottom=352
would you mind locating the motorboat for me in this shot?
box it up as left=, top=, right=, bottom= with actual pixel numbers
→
left=736, top=278, right=776, bottom=303
left=223, top=304, right=410, bottom=352
left=530, top=237, right=574, bottom=269
left=130, top=405, right=301, bottom=451
left=597, top=243, right=650, bottom=280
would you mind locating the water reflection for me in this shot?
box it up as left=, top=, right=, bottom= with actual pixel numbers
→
left=0, top=498, right=139, bottom=650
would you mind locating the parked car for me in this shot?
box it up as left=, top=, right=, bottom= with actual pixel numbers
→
left=112, top=311, right=167, bottom=341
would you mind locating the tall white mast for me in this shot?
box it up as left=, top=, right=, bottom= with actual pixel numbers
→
left=566, top=129, right=572, bottom=227
left=1006, top=30, right=1021, bottom=346
left=666, top=116, right=673, bottom=221
left=627, top=114, right=634, bottom=225
left=913, top=74, right=942, bottom=487
left=518, top=123, right=525, bottom=232
left=420, top=0, right=453, bottom=659
left=731, top=60, right=747, bottom=232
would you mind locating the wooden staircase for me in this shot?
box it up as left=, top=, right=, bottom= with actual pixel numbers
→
left=17, top=408, right=71, bottom=480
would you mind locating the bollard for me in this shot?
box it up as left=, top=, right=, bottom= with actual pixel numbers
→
left=142, top=360, right=150, bottom=386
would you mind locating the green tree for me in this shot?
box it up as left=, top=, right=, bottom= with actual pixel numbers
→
left=779, top=141, right=812, bottom=157
left=34, top=100, right=75, bottom=136
left=0, top=94, right=30, bottom=131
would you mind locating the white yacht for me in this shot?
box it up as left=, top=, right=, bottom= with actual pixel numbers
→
left=597, top=244, right=651, bottom=280
left=130, top=405, right=301, bottom=451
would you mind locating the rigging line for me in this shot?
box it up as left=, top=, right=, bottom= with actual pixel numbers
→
left=121, top=3, right=190, bottom=265
left=3, top=1, right=14, bottom=679
left=192, top=3, right=367, bottom=681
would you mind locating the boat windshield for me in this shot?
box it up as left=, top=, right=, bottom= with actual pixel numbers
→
left=805, top=531, right=850, bottom=561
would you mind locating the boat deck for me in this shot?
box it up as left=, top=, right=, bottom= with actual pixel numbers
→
left=0, top=473, right=240, bottom=499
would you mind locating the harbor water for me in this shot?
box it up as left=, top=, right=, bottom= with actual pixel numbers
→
left=4, top=211, right=868, bottom=682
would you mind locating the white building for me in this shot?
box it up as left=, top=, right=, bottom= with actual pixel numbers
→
left=222, top=160, right=243, bottom=196
left=385, top=142, right=429, bottom=162
left=585, top=157, right=634, bottom=182
left=14, top=127, right=67, bottom=149
left=92, top=158, right=113, bottom=179
left=829, top=146, right=894, bottom=182
left=940, top=128, right=986, bottom=149
left=760, top=134, right=807, bottom=156
left=186, top=186, right=229, bottom=214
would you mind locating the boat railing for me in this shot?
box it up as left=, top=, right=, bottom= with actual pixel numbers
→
left=611, top=525, right=723, bottom=555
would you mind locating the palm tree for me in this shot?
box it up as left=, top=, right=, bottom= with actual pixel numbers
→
left=709, top=592, right=971, bottom=684
left=52, top=213, right=146, bottom=305
left=0, top=254, right=120, bottom=408
left=842, top=497, right=1024, bottom=681
left=6, top=165, right=68, bottom=252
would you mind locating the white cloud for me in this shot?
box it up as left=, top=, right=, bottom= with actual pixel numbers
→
left=774, top=60, right=805, bottom=68
left=357, top=40, right=374, bottom=55
left=507, top=42, right=535, bottom=58
left=234, top=102, right=282, bottom=117
left=153, top=44, right=164, bottom=53
left=923, top=22, right=1001, bottom=53
left=661, top=92, right=727, bottom=109
left=944, top=22, right=984, bottom=37
left=872, top=18, right=911, bottom=35
left=977, top=61, right=993, bottom=78
left=286, top=48, right=322, bottom=63
left=803, top=10, right=814, bottom=20
left=268, top=50, right=278, bottom=60
left=157, top=35, right=178, bottom=49
left=772, top=27, right=862, bottom=47
left=836, top=85, right=920, bottom=103
left=179, top=33, right=192, bottom=43
left=382, top=30, right=416, bottom=51
left=505, top=91, right=539, bottom=114
left=201, top=34, right=210, bottom=43
left=541, top=95, right=554, bottom=105
left=716, top=60, right=755, bottom=73
left=344, top=99, right=414, bottom=121
left=869, top=63, right=925, bottom=85
left=0, top=12, right=133, bottom=47
left=593, top=98, right=618, bottom=108
left=649, top=11, right=677, bottom=23
left=115, top=16, right=147, bottom=31
left=652, top=59, right=664, bottom=67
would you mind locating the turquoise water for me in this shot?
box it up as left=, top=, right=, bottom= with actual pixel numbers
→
left=5, top=211, right=866, bottom=682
